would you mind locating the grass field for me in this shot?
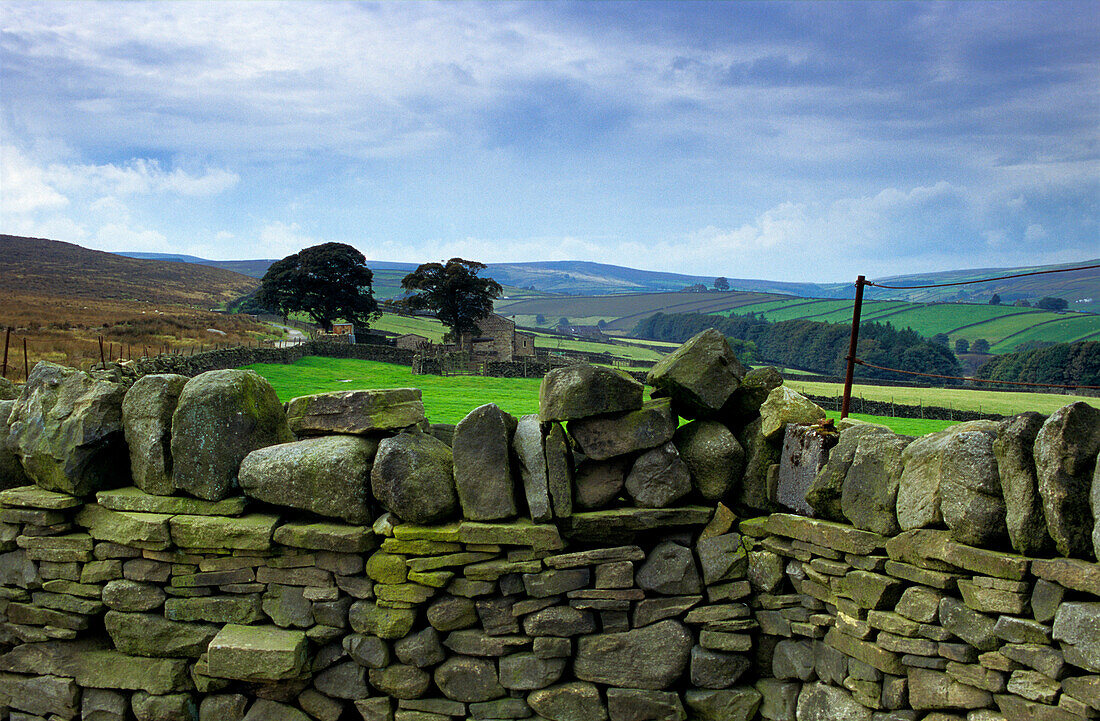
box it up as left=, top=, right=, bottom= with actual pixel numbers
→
left=243, top=356, right=1060, bottom=435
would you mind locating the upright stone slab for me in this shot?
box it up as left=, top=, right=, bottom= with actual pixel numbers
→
left=0, top=400, right=30, bottom=490
left=453, top=404, right=518, bottom=521
left=994, top=412, right=1052, bottom=555
left=285, top=388, right=425, bottom=436
left=1035, top=402, right=1100, bottom=559
left=841, top=432, right=913, bottom=536
left=738, top=418, right=781, bottom=513
left=513, top=415, right=551, bottom=523
left=777, top=424, right=835, bottom=516
left=539, top=364, right=643, bottom=422
left=625, top=442, right=691, bottom=508
left=896, top=421, right=999, bottom=533
left=121, top=374, right=188, bottom=496
left=674, top=420, right=745, bottom=502
left=171, top=369, right=292, bottom=501
left=758, top=387, right=825, bottom=442
left=1093, top=460, right=1100, bottom=560
left=807, top=423, right=892, bottom=522
left=940, top=426, right=1006, bottom=547
left=545, top=422, right=573, bottom=519
left=646, top=329, right=746, bottom=419
left=7, top=362, right=128, bottom=496
left=371, top=431, right=457, bottom=525
left=567, top=399, right=675, bottom=461
left=239, top=435, right=377, bottom=524
left=724, top=365, right=783, bottom=426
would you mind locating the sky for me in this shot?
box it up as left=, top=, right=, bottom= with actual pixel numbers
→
left=1, top=1, right=1097, bottom=283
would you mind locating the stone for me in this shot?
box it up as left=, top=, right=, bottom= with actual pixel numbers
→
left=807, top=424, right=893, bottom=521
left=261, top=584, right=313, bottom=628
left=0, top=672, right=79, bottom=717
left=7, top=361, right=128, bottom=495
left=1035, top=402, right=1100, bottom=559
left=755, top=679, right=799, bottom=721
left=697, top=533, right=748, bottom=586
left=994, top=413, right=1052, bottom=555
left=314, top=660, right=371, bottom=699
left=512, top=414, right=551, bottom=523
left=758, top=387, right=825, bottom=441
left=574, top=619, right=692, bottom=690
left=396, top=627, right=445, bottom=668
left=540, top=364, right=644, bottom=422
left=96, top=486, right=247, bottom=516
left=569, top=399, right=675, bottom=461
left=169, top=513, right=278, bottom=550
left=683, top=688, right=763, bottom=721
left=206, top=624, right=308, bottom=682
left=625, top=442, right=691, bottom=508
left=242, top=699, right=310, bottom=721
left=896, top=421, right=1000, bottom=534
left=499, top=652, right=566, bottom=690
left=286, top=388, right=425, bottom=435
left=103, top=579, right=166, bottom=612
left=459, top=519, right=563, bottom=550
left=772, top=639, right=815, bottom=681
left=427, top=596, right=478, bottom=632
left=841, top=432, right=913, bottom=536
left=433, top=656, right=506, bottom=704
left=170, top=369, right=291, bottom=500
left=564, top=507, right=713, bottom=541
left=765, top=513, right=887, bottom=555
left=545, top=422, right=574, bottom=519
left=938, top=597, right=999, bottom=652
left=776, top=424, right=834, bottom=516
left=1095, top=460, right=1100, bottom=560
left=121, top=374, right=188, bottom=496
left=131, top=691, right=198, bottom=721
left=82, top=688, right=129, bottom=720
left=272, top=520, right=375, bottom=552
left=725, top=365, right=784, bottom=423
left=1052, top=602, right=1100, bottom=673
left=574, top=456, right=629, bottom=510
left=240, top=435, right=376, bottom=523
left=199, top=694, right=248, bottom=721
left=692, top=646, right=751, bottom=689
left=74, top=504, right=172, bottom=548
left=453, top=404, right=518, bottom=521
left=372, top=432, right=457, bottom=525
left=74, top=650, right=192, bottom=694
left=349, top=600, right=417, bottom=639
left=368, top=664, right=431, bottom=700
left=165, top=595, right=264, bottom=625
left=606, top=688, right=686, bottom=721
left=523, top=606, right=597, bottom=637
left=0, top=484, right=82, bottom=509
left=0, top=401, right=30, bottom=490
left=1031, top=557, right=1100, bottom=597
left=647, top=329, right=747, bottom=418
left=738, top=417, right=782, bottom=513
left=527, top=681, right=608, bottom=721
left=939, top=428, right=1008, bottom=547
left=524, top=568, right=590, bottom=597
left=674, top=420, right=745, bottom=502
left=636, top=541, right=702, bottom=595
left=342, top=634, right=390, bottom=669
left=794, top=682, right=872, bottom=721
left=104, top=610, right=219, bottom=658
left=907, top=668, right=993, bottom=710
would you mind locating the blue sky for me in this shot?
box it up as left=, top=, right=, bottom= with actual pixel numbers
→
left=2, top=1, right=1097, bottom=282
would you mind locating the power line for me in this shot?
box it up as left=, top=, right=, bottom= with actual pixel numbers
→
left=865, top=262, right=1100, bottom=290
left=852, top=358, right=1100, bottom=391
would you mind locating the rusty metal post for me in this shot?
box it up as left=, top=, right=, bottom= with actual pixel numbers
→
left=2, top=327, right=10, bottom=379
left=23, top=338, right=29, bottom=382
left=99, top=336, right=105, bottom=368
left=840, top=275, right=866, bottom=419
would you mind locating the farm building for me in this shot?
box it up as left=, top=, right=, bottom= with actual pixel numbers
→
left=395, top=333, right=431, bottom=350
left=458, top=313, right=537, bottom=362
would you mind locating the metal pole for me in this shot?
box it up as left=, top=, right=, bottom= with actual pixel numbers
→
left=840, top=275, right=866, bottom=419
left=23, top=338, right=29, bottom=382
left=99, top=336, right=105, bottom=368
left=1, top=327, right=9, bottom=379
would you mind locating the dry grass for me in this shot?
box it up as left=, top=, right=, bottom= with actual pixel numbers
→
left=0, top=291, right=275, bottom=378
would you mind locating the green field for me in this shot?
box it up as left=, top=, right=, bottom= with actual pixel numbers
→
left=242, top=356, right=1086, bottom=435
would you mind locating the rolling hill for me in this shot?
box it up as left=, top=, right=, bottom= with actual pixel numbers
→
left=6, top=236, right=258, bottom=306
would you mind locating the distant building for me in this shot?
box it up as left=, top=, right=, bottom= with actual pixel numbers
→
left=395, top=333, right=431, bottom=351
left=562, top=324, right=607, bottom=341
left=457, top=314, right=537, bottom=362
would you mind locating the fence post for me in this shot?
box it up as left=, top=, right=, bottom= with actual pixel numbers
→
left=23, top=338, right=29, bottom=382
left=840, top=275, right=867, bottom=419
left=99, top=337, right=105, bottom=369
left=1, top=327, right=9, bottom=379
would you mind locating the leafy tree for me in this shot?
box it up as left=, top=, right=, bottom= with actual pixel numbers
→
left=972, top=338, right=990, bottom=354
left=714, top=277, right=730, bottom=291
left=256, top=243, right=379, bottom=332
left=989, top=293, right=1001, bottom=305
left=1013, top=299, right=1032, bottom=307
left=955, top=338, right=970, bottom=354
left=535, top=314, right=546, bottom=325
left=932, top=333, right=950, bottom=346
left=400, top=258, right=503, bottom=339
left=597, top=319, right=607, bottom=329
left=1036, top=296, right=1068, bottom=311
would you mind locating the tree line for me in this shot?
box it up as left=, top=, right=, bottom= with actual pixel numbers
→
left=633, top=311, right=961, bottom=382
left=974, top=341, right=1099, bottom=388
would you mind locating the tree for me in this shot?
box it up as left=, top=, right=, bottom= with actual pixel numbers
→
left=401, top=258, right=503, bottom=339
left=990, top=293, right=1001, bottom=305
left=535, top=314, right=546, bottom=325
left=1036, top=296, right=1068, bottom=311
left=1014, top=299, right=1032, bottom=307
left=714, top=277, right=730, bottom=291
left=972, top=338, right=990, bottom=354
left=256, top=243, right=379, bottom=332
left=955, top=338, right=970, bottom=354
left=932, top=333, right=950, bottom=346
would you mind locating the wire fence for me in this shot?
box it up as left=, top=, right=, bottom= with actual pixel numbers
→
left=840, top=262, right=1100, bottom=417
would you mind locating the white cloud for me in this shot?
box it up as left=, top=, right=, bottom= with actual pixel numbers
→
left=257, top=221, right=319, bottom=258
left=93, top=222, right=169, bottom=252
left=47, top=159, right=238, bottom=198
left=0, top=144, right=69, bottom=213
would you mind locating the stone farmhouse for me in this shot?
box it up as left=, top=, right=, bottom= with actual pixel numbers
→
left=457, top=313, right=537, bottom=362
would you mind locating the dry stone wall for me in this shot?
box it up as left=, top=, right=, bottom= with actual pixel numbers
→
left=0, top=328, right=1096, bottom=721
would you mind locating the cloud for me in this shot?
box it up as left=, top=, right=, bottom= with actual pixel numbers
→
left=94, top=222, right=169, bottom=252
left=0, top=145, right=69, bottom=213
left=258, top=221, right=320, bottom=258
left=47, top=159, right=238, bottom=198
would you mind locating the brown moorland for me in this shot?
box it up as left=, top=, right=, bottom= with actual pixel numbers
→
left=1, top=235, right=270, bottom=377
